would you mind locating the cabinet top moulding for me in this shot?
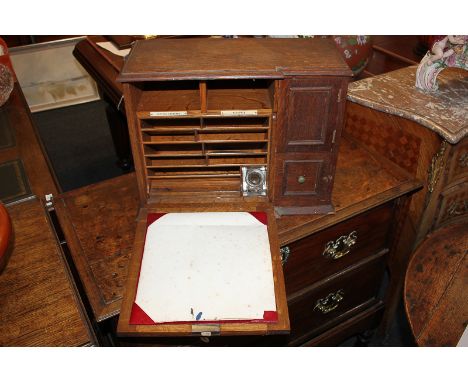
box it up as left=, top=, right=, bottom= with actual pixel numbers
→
left=117, top=38, right=353, bottom=82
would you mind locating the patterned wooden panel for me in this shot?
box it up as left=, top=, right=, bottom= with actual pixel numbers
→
left=345, top=105, right=422, bottom=176
left=434, top=182, right=468, bottom=229
left=0, top=200, right=93, bottom=346
left=445, top=137, right=468, bottom=186
left=54, top=173, right=140, bottom=321
left=286, top=86, right=331, bottom=145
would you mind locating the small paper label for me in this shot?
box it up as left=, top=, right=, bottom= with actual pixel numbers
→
left=221, top=110, right=258, bottom=116
left=149, top=111, right=188, bottom=117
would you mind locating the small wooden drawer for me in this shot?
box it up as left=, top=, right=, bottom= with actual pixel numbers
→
left=282, top=202, right=393, bottom=294
left=301, top=302, right=384, bottom=346
left=273, top=152, right=334, bottom=214
left=287, top=254, right=385, bottom=343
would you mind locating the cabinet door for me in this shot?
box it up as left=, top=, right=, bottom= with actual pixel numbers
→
left=276, top=77, right=347, bottom=153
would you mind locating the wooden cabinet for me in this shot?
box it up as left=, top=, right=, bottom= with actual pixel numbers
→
left=113, top=38, right=353, bottom=338
left=345, top=66, right=467, bottom=333
left=118, top=38, right=351, bottom=213
left=346, top=66, right=467, bottom=248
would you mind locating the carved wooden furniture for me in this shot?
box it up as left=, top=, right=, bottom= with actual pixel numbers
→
left=404, top=221, right=468, bottom=346
left=0, top=84, right=95, bottom=346
left=345, top=66, right=467, bottom=333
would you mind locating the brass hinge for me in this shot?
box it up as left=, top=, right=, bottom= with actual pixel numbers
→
left=337, top=88, right=342, bottom=103
left=332, top=129, right=337, bottom=144
left=427, top=141, right=448, bottom=193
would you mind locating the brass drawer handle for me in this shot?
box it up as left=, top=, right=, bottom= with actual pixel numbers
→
left=280, top=246, right=290, bottom=265
left=323, top=231, right=357, bottom=260
left=297, top=175, right=306, bottom=184
left=313, top=289, right=345, bottom=314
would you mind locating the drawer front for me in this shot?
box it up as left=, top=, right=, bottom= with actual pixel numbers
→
left=434, top=181, right=468, bottom=229
left=287, top=255, right=385, bottom=343
left=282, top=202, right=393, bottom=294
left=446, top=138, right=468, bottom=185
left=301, top=302, right=384, bottom=346
left=273, top=152, right=334, bottom=206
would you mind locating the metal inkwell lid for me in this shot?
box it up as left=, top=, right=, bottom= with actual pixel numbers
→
left=241, top=166, right=267, bottom=196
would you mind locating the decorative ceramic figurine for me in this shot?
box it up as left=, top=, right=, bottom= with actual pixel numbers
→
left=297, top=35, right=372, bottom=76
left=415, top=35, right=468, bottom=91
left=0, top=38, right=15, bottom=107
left=0, top=64, right=14, bottom=107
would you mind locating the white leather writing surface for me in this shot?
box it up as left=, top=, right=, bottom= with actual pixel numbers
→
left=134, top=212, right=276, bottom=323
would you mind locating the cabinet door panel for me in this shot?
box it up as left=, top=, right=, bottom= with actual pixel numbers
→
left=277, top=77, right=346, bottom=153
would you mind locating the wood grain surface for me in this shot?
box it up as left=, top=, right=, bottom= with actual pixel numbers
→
left=0, top=200, right=94, bottom=346
left=405, top=221, right=468, bottom=346
left=119, top=38, right=352, bottom=82
left=53, top=173, right=139, bottom=322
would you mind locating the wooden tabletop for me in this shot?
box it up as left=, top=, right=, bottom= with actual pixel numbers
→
left=0, top=200, right=95, bottom=346
left=405, top=221, right=468, bottom=346
left=119, top=38, right=352, bottom=82
left=0, top=84, right=95, bottom=346
left=347, top=66, right=468, bottom=144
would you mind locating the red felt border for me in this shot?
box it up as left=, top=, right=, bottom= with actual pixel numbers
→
left=129, top=211, right=278, bottom=326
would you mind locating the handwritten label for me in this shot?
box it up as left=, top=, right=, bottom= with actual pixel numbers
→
left=149, top=111, right=188, bottom=117
left=221, top=110, right=258, bottom=116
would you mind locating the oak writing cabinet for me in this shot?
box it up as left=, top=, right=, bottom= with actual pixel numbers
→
left=116, top=38, right=352, bottom=337
left=119, top=38, right=352, bottom=211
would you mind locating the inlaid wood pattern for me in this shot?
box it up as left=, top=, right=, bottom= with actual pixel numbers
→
left=435, top=184, right=468, bottom=229
left=54, top=173, right=139, bottom=321
left=405, top=222, right=468, bottom=346
left=345, top=104, right=422, bottom=176
left=0, top=200, right=93, bottom=346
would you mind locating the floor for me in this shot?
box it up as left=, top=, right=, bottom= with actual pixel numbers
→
left=33, top=100, right=416, bottom=346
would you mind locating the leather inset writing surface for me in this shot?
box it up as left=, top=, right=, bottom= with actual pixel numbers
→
left=131, top=211, right=277, bottom=325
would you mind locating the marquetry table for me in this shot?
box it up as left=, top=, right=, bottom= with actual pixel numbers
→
left=404, top=221, right=468, bottom=346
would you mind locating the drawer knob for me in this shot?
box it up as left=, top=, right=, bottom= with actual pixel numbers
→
left=323, top=231, right=358, bottom=260
left=280, top=246, right=290, bottom=265
left=297, top=175, right=306, bottom=184
left=314, top=289, right=345, bottom=314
